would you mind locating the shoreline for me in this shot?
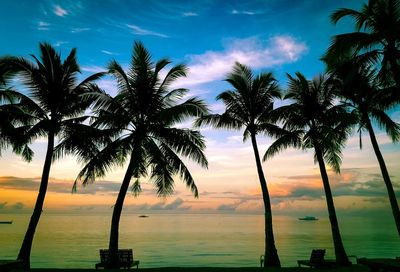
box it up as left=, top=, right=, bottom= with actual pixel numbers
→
left=11, top=265, right=370, bottom=272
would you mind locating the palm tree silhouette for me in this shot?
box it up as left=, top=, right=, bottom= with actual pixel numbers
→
left=264, top=72, right=352, bottom=266
left=196, top=62, right=281, bottom=267
left=324, top=0, right=400, bottom=87
left=332, top=60, right=400, bottom=235
left=1, top=43, right=104, bottom=268
left=59, top=41, right=208, bottom=268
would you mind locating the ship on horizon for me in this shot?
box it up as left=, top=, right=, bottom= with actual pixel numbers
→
left=298, top=216, right=318, bottom=221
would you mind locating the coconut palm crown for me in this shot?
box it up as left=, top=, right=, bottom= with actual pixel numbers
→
left=195, top=62, right=282, bottom=267
left=56, top=41, right=208, bottom=268
left=264, top=72, right=353, bottom=266
left=324, top=0, right=400, bottom=87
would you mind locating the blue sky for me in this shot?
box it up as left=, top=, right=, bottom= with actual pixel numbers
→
left=0, top=0, right=399, bottom=218
left=1, top=0, right=361, bottom=81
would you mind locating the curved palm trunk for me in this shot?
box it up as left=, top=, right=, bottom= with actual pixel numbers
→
left=250, top=133, right=280, bottom=268
left=107, top=154, right=136, bottom=268
left=314, top=144, right=350, bottom=266
left=365, top=116, right=400, bottom=235
left=17, top=131, right=55, bottom=269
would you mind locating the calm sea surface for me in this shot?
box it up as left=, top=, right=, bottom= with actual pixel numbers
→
left=0, top=213, right=398, bottom=268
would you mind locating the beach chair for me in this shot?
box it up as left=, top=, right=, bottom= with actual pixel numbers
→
left=95, top=248, right=139, bottom=269
left=297, top=249, right=326, bottom=268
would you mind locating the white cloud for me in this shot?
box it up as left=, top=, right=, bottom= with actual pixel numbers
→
left=38, top=21, right=50, bottom=27
left=227, top=135, right=244, bottom=144
left=54, top=5, right=68, bottom=17
left=71, top=27, right=90, bottom=33
left=53, top=41, right=68, bottom=47
left=126, top=24, right=168, bottom=38
left=392, top=110, right=400, bottom=122
left=183, top=12, right=198, bottom=17
left=101, top=50, right=118, bottom=55
left=81, top=65, right=105, bottom=73
left=209, top=102, right=226, bottom=114
left=37, top=21, right=50, bottom=31
left=96, top=78, right=118, bottom=96
left=176, top=36, right=308, bottom=87
left=231, top=9, right=257, bottom=15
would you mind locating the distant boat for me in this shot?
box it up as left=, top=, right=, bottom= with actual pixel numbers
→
left=298, top=216, right=318, bottom=221
left=0, top=221, right=12, bottom=224
left=138, top=215, right=149, bottom=218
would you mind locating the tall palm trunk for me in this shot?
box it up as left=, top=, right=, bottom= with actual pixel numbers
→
left=17, top=131, right=55, bottom=269
left=314, top=143, right=350, bottom=266
left=250, top=133, right=280, bottom=268
left=108, top=153, right=136, bottom=268
left=365, top=115, right=400, bottom=235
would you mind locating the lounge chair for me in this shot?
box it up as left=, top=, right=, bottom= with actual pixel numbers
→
left=298, top=249, right=327, bottom=268
left=95, top=249, right=139, bottom=269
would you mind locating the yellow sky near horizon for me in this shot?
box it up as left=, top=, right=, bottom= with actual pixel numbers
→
left=1, top=129, right=399, bottom=216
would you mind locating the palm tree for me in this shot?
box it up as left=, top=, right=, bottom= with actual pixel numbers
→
left=1, top=43, right=104, bottom=268
left=332, top=60, right=400, bottom=235
left=324, top=0, right=400, bottom=87
left=57, top=41, right=208, bottom=268
left=195, top=62, right=281, bottom=267
left=264, top=72, right=352, bottom=266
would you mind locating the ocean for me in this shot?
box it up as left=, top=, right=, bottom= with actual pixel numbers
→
left=0, top=213, right=399, bottom=268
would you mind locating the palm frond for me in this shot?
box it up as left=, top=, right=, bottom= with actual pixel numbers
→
left=159, top=97, right=209, bottom=125
left=76, top=136, right=132, bottom=186
left=158, top=141, right=199, bottom=197
left=330, top=8, right=367, bottom=30
left=194, top=113, right=243, bottom=131
left=263, top=130, right=303, bottom=161
left=153, top=127, right=208, bottom=168
left=159, top=64, right=188, bottom=90
left=131, top=179, right=141, bottom=197
left=370, top=109, right=400, bottom=142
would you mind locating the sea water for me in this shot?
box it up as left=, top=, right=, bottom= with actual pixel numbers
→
left=0, top=213, right=398, bottom=268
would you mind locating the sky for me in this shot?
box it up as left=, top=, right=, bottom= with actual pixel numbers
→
left=0, top=0, right=399, bottom=217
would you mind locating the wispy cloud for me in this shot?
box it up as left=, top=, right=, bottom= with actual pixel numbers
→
left=125, top=197, right=190, bottom=211
left=101, top=50, right=118, bottom=56
left=126, top=24, right=168, bottom=38
left=81, top=65, right=105, bottom=73
left=0, top=176, right=148, bottom=195
left=175, top=36, right=308, bottom=87
left=54, top=5, right=68, bottom=17
left=53, top=41, right=68, bottom=47
left=231, top=9, right=258, bottom=15
left=37, top=21, right=50, bottom=31
left=96, top=78, right=118, bottom=96
left=71, top=27, right=90, bottom=33
left=0, top=201, right=26, bottom=211
left=183, top=12, right=198, bottom=17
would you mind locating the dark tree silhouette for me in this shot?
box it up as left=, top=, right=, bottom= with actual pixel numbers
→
left=57, top=41, right=208, bottom=268
left=196, top=62, right=281, bottom=267
left=324, top=0, right=400, bottom=87
left=265, top=73, right=352, bottom=266
left=332, top=60, right=400, bottom=236
left=1, top=43, right=104, bottom=268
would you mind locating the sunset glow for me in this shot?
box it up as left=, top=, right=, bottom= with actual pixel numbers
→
left=0, top=0, right=399, bottom=217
